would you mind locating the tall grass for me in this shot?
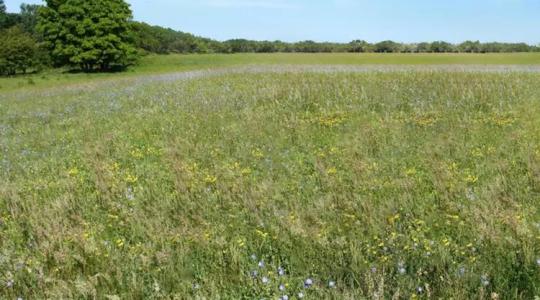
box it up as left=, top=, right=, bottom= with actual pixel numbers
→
left=1, top=68, right=540, bottom=299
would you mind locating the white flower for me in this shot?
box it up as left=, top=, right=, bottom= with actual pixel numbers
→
left=261, top=276, right=269, bottom=284
left=304, top=278, right=313, bottom=288
left=279, top=284, right=286, bottom=291
left=126, top=187, right=135, bottom=201
left=328, top=281, right=336, bottom=288
left=258, top=260, right=265, bottom=268
left=297, top=292, right=305, bottom=298
left=278, top=266, right=285, bottom=276
left=481, top=274, right=490, bottom=286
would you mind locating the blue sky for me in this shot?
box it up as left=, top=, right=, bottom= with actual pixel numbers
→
left=5, top=0, right=540, bottom=44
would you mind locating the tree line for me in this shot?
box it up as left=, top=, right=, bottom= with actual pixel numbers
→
left=1, top=0, right=539, bottom=76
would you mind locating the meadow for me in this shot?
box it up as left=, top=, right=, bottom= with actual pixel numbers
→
left=1, top=52, right=540, bottom=91
left=1, top=55, right=540, bottom=299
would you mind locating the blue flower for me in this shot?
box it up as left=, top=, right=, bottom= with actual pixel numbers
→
left=304, top=278, right=313, bottom=288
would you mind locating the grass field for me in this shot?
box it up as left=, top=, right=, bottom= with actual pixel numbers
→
left=1, top=52, right=540, bottom=91
left=1, top=55, right=540, bottom=299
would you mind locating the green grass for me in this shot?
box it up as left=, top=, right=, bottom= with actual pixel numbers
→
left=1, top=52, right=540, bottom=91
left=1, top=62, right=540, bottom=299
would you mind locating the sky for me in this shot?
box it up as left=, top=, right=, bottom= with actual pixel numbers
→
left=5, top=0, right=540, bottom=44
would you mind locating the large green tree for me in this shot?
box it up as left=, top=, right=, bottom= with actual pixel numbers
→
left=38, top=0, right=137, bottom=71
left=0, top=26, right=38, bottom=75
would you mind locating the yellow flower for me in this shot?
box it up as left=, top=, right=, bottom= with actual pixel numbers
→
left=204, top=175, right=217, bottom=184
left=68, top=167, right=79, bottom=176
left=251, top=148, right=264, bottom=159
left=130, top=148, right=144, bottom=159
left=327, top=167, right=338, bottom=175
left=125, top=174, right=138, bottom=183
left=405, top=167, right=417, bottom=176
left=465, top=174, right=478, bottom=184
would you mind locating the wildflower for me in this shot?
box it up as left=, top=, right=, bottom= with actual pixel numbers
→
left=261, top=276, right=269, bottom=284
left=280, top=295, right=289, bottom=300
left=327, top=167, right=337, bottom=175
left=466, top=188, right=477, bottom=201
left=6, top=279, right=13, bottom=288
left=328, top=281, right=336, bottom=288
left=397, top=261, right=406, bottom=275
left=536, top=258, right=540, bottom=266
left=481, top=274, right=490, bottom=286
left=126, top=187, right=135, bottom=201
left=297, top=292, right=305, bottom=298
left=258, top=260, right=265, bottom=268
left=457, top=266, right=466, bottom=277
left=116, top=239, right=125, bottom=248
left=371, top=267, right=377, bottom=273
left=250, top=254, right=257, bottom=261
left=304, top=278, right=313, bottom=288
left=204, top=174, right=217, bottom=184
left=250, top=270, right=258, bottom=278
left=68, top=167, right=79, bottom=176
left=125, top=174, right=138, bottom=184
left=279, top=284, right=286, bottom=291
left=465, top=174, right=479, bottom=184
left=192, top=283, right=200, bottom=290
left=277, top=266, right=285, bottom=276
left=416, top=286, right=424, bottom=294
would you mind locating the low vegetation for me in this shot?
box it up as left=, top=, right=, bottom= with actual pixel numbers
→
left=1, top=66, right=539, bottom=298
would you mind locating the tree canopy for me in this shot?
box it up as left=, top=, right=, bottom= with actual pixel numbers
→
left=38, top=0, right=137, bottom=71
left=0, top=26, right=38, bottom=75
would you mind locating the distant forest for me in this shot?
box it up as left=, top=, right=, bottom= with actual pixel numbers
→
left=1, top=0, right=539, bottom=75
left=131, top=22, right=539, bottom=54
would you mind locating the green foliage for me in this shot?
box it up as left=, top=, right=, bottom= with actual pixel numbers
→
left=38, top=0, right=138, bottom=71
left=19, top=4, right=40, bottom=35
left=130, top=21, right=220, bottom=54
left=0, top=26, right=38, bottom=75
left=374, top=40, right=402, bottom=53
